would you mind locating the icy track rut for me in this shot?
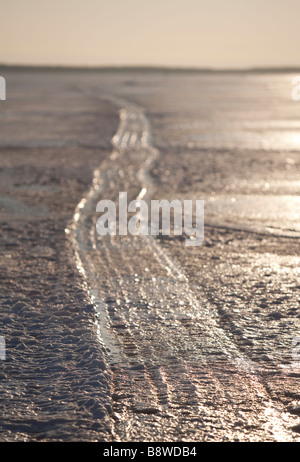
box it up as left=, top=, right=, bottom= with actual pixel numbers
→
left=69, top=97, right=300, bottom=441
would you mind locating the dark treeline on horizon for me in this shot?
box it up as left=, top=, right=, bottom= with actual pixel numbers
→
left=1, top=64, right=300, bottom=73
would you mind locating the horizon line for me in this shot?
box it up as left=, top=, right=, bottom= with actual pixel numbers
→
left=1, top=63, right=300, bottom=73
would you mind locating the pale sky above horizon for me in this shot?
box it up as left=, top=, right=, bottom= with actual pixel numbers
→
left=1, top=0, right=300, bottom=68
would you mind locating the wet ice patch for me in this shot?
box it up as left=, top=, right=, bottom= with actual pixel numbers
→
left=205, top=194, right=300, bottom=237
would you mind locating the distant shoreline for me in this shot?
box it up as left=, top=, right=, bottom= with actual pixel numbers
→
left=1, top=64, right=300, bottom=73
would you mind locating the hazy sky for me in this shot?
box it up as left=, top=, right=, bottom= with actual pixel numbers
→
left=2, top=0, right=300, bottom=68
